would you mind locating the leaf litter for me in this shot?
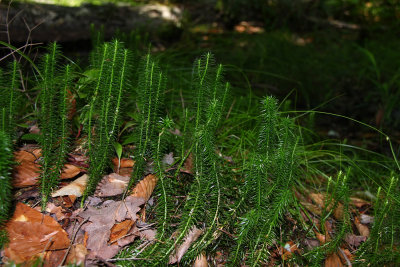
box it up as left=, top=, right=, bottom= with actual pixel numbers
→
left=2, top=145, right=379, bottom=265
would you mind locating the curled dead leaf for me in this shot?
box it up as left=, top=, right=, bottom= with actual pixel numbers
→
left=12, top=149, right=41, bottom=188
left=309, top=193, right=344, bottom=220
left=109, top=219, right=134, bottom=244
left=169, top=226, right=203, bottom=264
left=344, top=234, right=367, bottom=247
left=354, top=216, right=370, bottom=237
left=95, top=173, right=130, bottom=197
left=13, top=148, right=83, bottom=188
left=301, top=201, right=322, bottom=216
left=66, top=243, right=88, bottom=266
left=130, top=174, right=158, bottom=202
left=193, top=252, right=208, bottom=267
left=280, top=241, right=299, bottom=260
left=61, top=164, right=82, bottom=179
left=4, top=203, right=70, bottom=264
left=314, top=230, right=330, bottom=245
left=52, top=174, right=88, bottom=197
left=112, top=157, right=135, bottom=168
left=325, top=252, right=344, bottom=267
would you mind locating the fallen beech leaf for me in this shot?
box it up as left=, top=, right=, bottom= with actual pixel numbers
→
left=119, top=167, right=133, bottom=177
left=4, top=203, right=70, bottom=264
left=325, top=252, right=344, bottom=267
left=344, top=234, right=367, bottom=247
left=46, top=202, right=65, bottom=221
left=280, top=241, right=299, bottom=260
left=162, top=152, right=174, bottom=167
left=314, top=230, right=330, bottom=245
left=67, top=153, right=89, bottom=168
left=61, top=164, right=82, bottom=179
left=301, top=201, right=322, bottom=216
left=130, top=174, right=158, bottom=202
left=350, top=197, right=370, bottom=208
left=66, top=244, right=88, bottom=266
left=52, top=174, right=88, bottom=197
left=112, top=157, right=135, bottom=168
left=109, top=219, right=134, bottom=244
left=360, top=214, right=374, bottom=224
left=95, top=173, right=130, bottom=197
left=13, top=149, right=41, bottom=188
left=38, top=250, right=66, bottom=267
left=169, top=226, right=203, bottom=264
left=13, top=148, right=84, bottom=188
left=354, top=217, right=370, bottom=237
left=309, top=193, right=343, bottom=220
left=193, top=252, right=208, bottom=267
left=305, top=239, right=320, bottom=249
left=182, top=152, right=194, bottom=174
left=61, top=195, right=77, bottom=208
left=78, top=196, right=145, bottom=260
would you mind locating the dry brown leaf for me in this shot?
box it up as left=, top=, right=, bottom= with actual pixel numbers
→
left=4, top=203, right=70, bottom=264
left=112, top=157, right=135, bottom=168
left=46, top=202, right=65, bottom=221
left=130, top=174, right=158, bottom=202
left=360, top=214, right=374, bottom=224
left=67, top=153, right=89, bottom=168
left=350, top=197, right=370, bottom=208
left=61, top=164, right=82, bottom=179
left=12, top=149, right=41, bottom=188
left=234, top=21, right=264, bottom=34
left=182, top=152, right=194, bottom=174
left=325, top=252, right=344, bottom=267
left=37, top=250, right=66, bottom=267
left=52, top=174, right=88, bottom=197
left=309, top=193, right=344, bottom=220
left=78, top=196, right=145, bottom=260
left=344, top=234, right=367, bottom=247
left=61, top=195, right=77, bottom=208
left=280, top=241, right=299, bottom=260
left=354, top=216, right=370, bottom=237
left=193, top=252, right=208, bottom=267
left=95, top=173, right=130, bottom=197
left=314, top=230, right=331, bottom=245
left=169, top=226, right=204, bottom=264
left=109, top=219, right=134, bottom=244
left=65, top=243, right=88, bottom=266
left=13, top=148, right=83, bottom=188
left=301, top=201, right=322, bottom=216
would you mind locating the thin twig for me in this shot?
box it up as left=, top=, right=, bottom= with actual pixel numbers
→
left=61, top=217, right=89, bottom=265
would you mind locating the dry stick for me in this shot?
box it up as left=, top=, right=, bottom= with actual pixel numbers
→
left=0, top=42, right=42, bottom=62
left=61, top=217, right=89, bottom=265
left=338, top=247, right=352, bottom=266
left=225, top=97, right=235, bottom=120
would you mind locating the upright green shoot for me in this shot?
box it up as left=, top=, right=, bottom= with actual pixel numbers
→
left=0, top=131, right=13, bottom=249
left=38, top=43, right=72, bottom=208
left=83, top=40, right=132, bottom=201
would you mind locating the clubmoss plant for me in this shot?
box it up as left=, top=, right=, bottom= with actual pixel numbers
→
left=230, top=96, right=300, bottom=266
left=126, top=54, right=165, bottom=191
left=38, top=43, right=73, bottom=208
left=0, top=60, right=20, bottom=140
left=0, top=131, right=13, bottom=249
left=357, top=175, right=400, bottom=264
left=146, top=53, right=229, bottom=265
left=83, top=40, right=132, bottom=201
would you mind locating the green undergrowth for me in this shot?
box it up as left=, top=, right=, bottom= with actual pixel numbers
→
left=0, top=39, right=399, bottom=265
